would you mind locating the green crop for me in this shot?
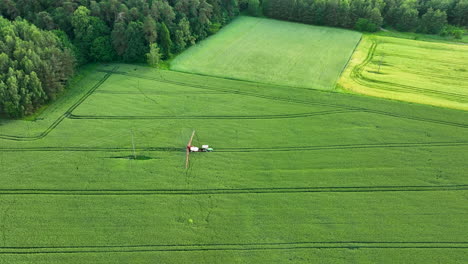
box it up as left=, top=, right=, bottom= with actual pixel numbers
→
left=171, top=16, right=362, bottom=90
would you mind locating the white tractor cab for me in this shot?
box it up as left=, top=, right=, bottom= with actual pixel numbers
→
left=189, top=145, right=213, bottom=152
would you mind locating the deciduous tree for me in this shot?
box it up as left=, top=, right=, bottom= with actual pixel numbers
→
left=147, top=43, right=162, bottom=67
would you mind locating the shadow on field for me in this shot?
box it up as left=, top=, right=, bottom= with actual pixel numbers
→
left=108, top=155, right=155, bottom=160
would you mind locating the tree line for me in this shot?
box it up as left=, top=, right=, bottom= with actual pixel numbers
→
left=1, top=0, right=240, bottom=63
left=259, top=0, right=468, bottom=35
left=0, top=0, right=240, bottom=117
left=0, top=17, right=74, bottom=117
left=1, top=0, right=467, bottom=117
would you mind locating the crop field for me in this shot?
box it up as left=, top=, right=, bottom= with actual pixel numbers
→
left=171, top=16, right=362, bottom=90
left=0, top=63, right=467, bottom=263
left=339, top=36, right=468, bottom=110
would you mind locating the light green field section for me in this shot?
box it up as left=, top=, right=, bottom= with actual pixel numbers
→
left=73, top=74, right=333, bottom=117
left=339, top=36, right=468, bottom=110
left=171, top=16, right=362, bottom=90
left=1, top=64, right=467, bottom=263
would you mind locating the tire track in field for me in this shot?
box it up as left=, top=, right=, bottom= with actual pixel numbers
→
left=68, top=110, right=356, bottom=120
left=216, top=141, right=468, bottom=152
left=335, top=35, right=363, bottom=87
left=1, top=65, right=467, bottom=142
left=360, top=76, right=468, bottom=102
left=0, top=67, right=118, bottom=142
left=1, top=141, right=467, bottom=153
left=97, top=70, right=352, bottom=109
left=0, top=147, right=181, bottom=152
left=358, top=109, right=468, bottom=128
left=350, top=39, right=468, bottom=102
left=401, top=67, right=468, bottom=83
left=0, top=242, right=467, bottom=254
left=95, top=90, right=226, bottom=95
left=386, top=53, right=468, bottom=68
left=105, top=70, right=468, bottom=128
left=0, top=185, right=466, bottom=195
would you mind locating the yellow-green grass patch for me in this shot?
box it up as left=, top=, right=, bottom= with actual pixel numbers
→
left=339, top=36, right=468, bottom=110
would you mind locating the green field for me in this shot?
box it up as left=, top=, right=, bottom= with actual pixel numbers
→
left=339, top=36, right=468, bottom=110
left=0, top=63, right=467, bottom=263
left=170, top=16, right=362, bottom=90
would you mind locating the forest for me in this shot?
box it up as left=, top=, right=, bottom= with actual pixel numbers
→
left=0, top=0, right=467, bottom=117
left=262, top=0, right=468, bottom=34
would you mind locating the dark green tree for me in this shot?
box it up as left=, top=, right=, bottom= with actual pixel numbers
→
left=248, top=0, right=261, bottom=16
left=123, top=21, right=148, bottom=62
left=143, top=16, right=158, bottom=44
left=112, top=21, right=128, bottom=57
left=395, top=4, right=419, bottom=31
left=158, top=22, right=172, bottom=59
left=368, top=7, right=383, bottom=28
left=174, top=17, right=195, bottom=52
left=35, top=11, right=56, bottom=30
left=453, top=0, right=468, bottom=26
left=419, top=8, right=447, bottom=34
left=90, top=36, right=116, bottom=62
left=151, top=0, right=176, bottom=27
left=71, top=6, right=110, bottom=62
left=354, top=17, right=378, bottom=32
left=0, top=17, right=74, bottom=117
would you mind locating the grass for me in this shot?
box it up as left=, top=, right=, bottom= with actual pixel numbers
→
left=338, top=35, right=468, bottom=110
left=375, top=28, right=468, bottom=44
left=0, top=63, right=467, bottom=263
left=170, top=16, right=362, bottom=90
left=371, top=28, right=468, bottom=44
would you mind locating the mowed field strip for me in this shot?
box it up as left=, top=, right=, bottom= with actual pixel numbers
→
left=339, top=36, right=468, bottom=110
left=1, top=57, right=468, bottom=262
left=171, top=16, right=362, bottom=90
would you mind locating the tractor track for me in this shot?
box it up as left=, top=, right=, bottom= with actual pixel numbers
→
left=0, top=242, right=467, bottom=254
left=357, top=109, right=468, bottom=128
left=1, top=141, right=466, bottom=153
left=103, top=70, right=468, bottom=128
left=335, top=35, right=363, bottom=85
left=68, top=110, right=356, bottom=120
left=95, top=90, right=226, bottom=95
left=1, top=65, right=467, bottom=142
left=0, top=185, right=466, bottom=195
left=97, top=70, right=356, bottom=109
left=350, top=39, right=468, bottom=102
left=216, top=141, right=468, bottom=152
left=401, top=67, right=468, bottom=83
left=0, top=147, right=181, bottom=152
left=0, top=67, right=118, bottom=141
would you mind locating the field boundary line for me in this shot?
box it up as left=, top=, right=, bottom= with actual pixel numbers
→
left=94, top=90, right=226, bottom=95
left=1, top=241, right=467, bottom=254
left=68, top=110, right=357, bottom=120
left=163, top=68, right=333, bottom=93
left=334, top=35, right=363, bottom=90
left=108, top=71, right=468, bottom=129
left=217, top=141, right=468, bottom=152
left=1, top=141, right=466, bottom=153
left=0, top=185, right=466, bottom=195
left=0, top=147, right=181, bottom=152
left=96, top=70, right=352, bottom=109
